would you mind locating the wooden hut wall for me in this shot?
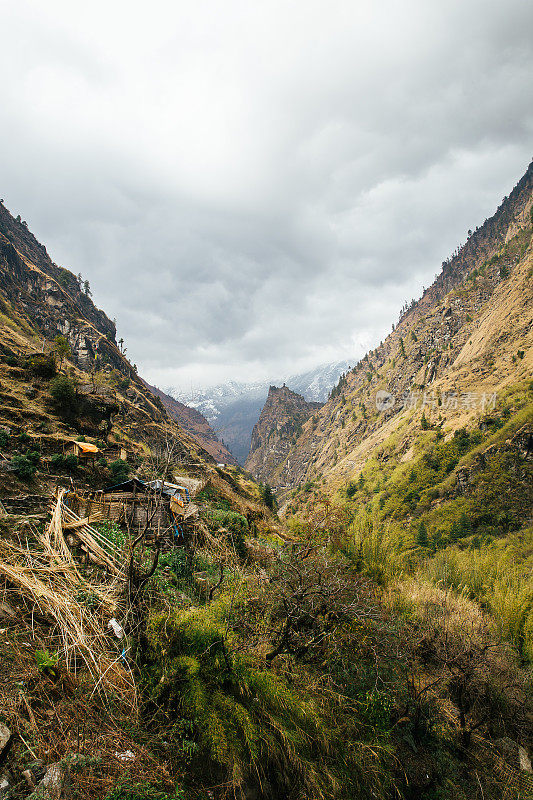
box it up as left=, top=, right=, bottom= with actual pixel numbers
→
left=99, top=491, right=170, bottom=530
left=64, top=490, right=173, bottom=535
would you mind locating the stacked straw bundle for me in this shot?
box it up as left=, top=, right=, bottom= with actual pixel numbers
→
left=0, top=491, right=135, bottom=705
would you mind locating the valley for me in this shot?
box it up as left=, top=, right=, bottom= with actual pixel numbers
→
left=0, top=162, right=531, bottom=800
left=169, top=361, right=350, bottom=465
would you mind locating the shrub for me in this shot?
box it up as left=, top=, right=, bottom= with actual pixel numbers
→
left=64, top=454, right=79, bottom=470
left=51, top=452, right=78, bottom=472
left=50, top=375, right=78, bottom=414
left=50, top=453, right=64, bottom=468
left=416, top=521, right=429, bottom=547
left=53, top=334, right=70, bottom=368
left=10, top=454, right=37, bottom=479
left=56, top=269, right=72, bottom=288
left=35, top=648, right=59, bottom=671
left=142, top=600, right=382, bottom=800
left=26, top=352, right=57, bottom=378
left=499, top=265, right=510, bottom=279
left=346, top=481, right=358, bottom=499
left=0, top=429, right=9, bottom=448
left=206, top=510, right=248, bottom=558
left=109, top=459, right=130, bottom=484
left=94, top=520, right=128, bottom=552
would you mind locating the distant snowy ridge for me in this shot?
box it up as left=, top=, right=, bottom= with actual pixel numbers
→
left=170, top=360, right=352, bottom=422
left=166, top=360, right=353, bottom=465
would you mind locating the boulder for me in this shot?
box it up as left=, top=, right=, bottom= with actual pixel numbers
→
left=28, top=762, right=65, bottom=800
left=495, top=737, right=533, bottom=773
left=0, top=775, right=11, bottom=798
left=0, top=725, right=11, bottom=765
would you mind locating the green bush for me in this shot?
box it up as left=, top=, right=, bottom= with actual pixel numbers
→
left=50, top=453, right=78, bottom=472
left=10, top=454, right=37, bottom=479
left=109, top=459, right=130, bottom=483
left=499, top=264, right=510, bottom=279
left=0, top=429, right=9, bottom=448
left=35, top=648, right=59, bottom=671
left=142, top=603, right=385, bottom=800
left=259, top=483, right=277, bottom=511
left=26, top=352, right=57, bottom=378
left=346, top=481, right=358, bottom=499
left=50, top=375, right=78, bottom=414
left=206, top=510, right=248, bottom=558
left=94, top=520, right=128, bottom=552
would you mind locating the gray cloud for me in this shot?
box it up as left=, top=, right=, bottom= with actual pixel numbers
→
left=0, top=0, right=532, bottom=389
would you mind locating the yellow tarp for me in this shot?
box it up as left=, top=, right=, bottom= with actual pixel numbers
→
left=75, top=442, right=99, bottom=454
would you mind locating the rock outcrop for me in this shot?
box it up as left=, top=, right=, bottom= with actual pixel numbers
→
left=245, top=385, right=321, bottom=490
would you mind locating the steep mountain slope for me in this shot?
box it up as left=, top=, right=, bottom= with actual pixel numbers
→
left=0, top=200, right=258, bottom=507
left=262, top=161, right=533, bottom=512
left=143, top=381, right=238, bottom=465
left=245, top=385, right=322, bottom=487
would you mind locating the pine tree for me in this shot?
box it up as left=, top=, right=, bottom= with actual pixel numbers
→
left=416, top=521, right=429, bottom=547
left=53, top=335, right=70, bottom=370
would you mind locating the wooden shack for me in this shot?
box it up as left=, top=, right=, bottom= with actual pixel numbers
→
left=100, top=478, right=192, bottom=535
left=63, top=478, right=197, bottom=546
left=102, top=445, right=129, bottom=462
left=67, top=441, right=100, bottom=461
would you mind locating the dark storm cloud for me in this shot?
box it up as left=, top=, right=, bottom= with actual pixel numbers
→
left=0, top=0, right=532, bottom=388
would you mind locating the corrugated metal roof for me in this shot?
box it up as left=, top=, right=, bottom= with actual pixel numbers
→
left=102, top=478, right=188, bottom=498
left=146, top=480, right=188, bottom=497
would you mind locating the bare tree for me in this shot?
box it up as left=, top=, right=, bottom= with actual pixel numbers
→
left=140, top=433, right=185, bottom=482
left=124, top=487, right=167, bottom=659
left=409, top=609, right=529, bottom=748
left=236, top=543, right=378, bottom=664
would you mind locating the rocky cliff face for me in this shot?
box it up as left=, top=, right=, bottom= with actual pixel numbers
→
left=0, top=200, right=230, bottom=469
left=258, top=162, right=533, bottom=506
left=245, top=385, right=322, bottom=489
left=175, top=362, right=349, bottom=465
left=143, top=381, right=239, bottom=466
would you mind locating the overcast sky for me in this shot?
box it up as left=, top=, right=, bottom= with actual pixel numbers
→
left=1, top=0, right=532, bottom=390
